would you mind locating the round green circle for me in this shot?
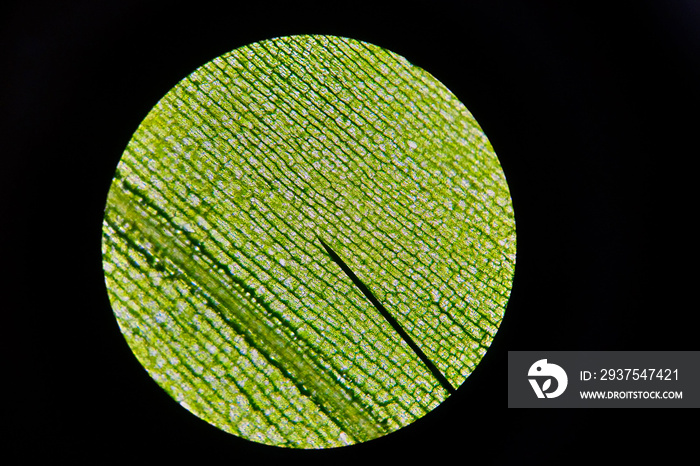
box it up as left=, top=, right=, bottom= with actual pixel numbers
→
left=102, top=35, right=516, bottom=448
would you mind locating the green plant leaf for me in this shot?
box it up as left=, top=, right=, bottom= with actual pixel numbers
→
left=102, top=35, right=516, bottom=448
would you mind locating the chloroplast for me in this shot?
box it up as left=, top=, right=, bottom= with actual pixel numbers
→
left=102, top=35, right=516, bottom=448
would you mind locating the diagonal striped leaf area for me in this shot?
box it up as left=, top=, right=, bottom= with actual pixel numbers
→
left=102, top=35, right=516, bottom=448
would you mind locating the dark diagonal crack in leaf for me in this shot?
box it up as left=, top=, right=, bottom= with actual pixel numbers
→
left=317, top=235, right=456, bottom=395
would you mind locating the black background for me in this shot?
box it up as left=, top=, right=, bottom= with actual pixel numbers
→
left=5, top=1, right=697, bottom=463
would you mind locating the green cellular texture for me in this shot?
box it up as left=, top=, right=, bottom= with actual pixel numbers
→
left=102, top=35, right=516, bottom=448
